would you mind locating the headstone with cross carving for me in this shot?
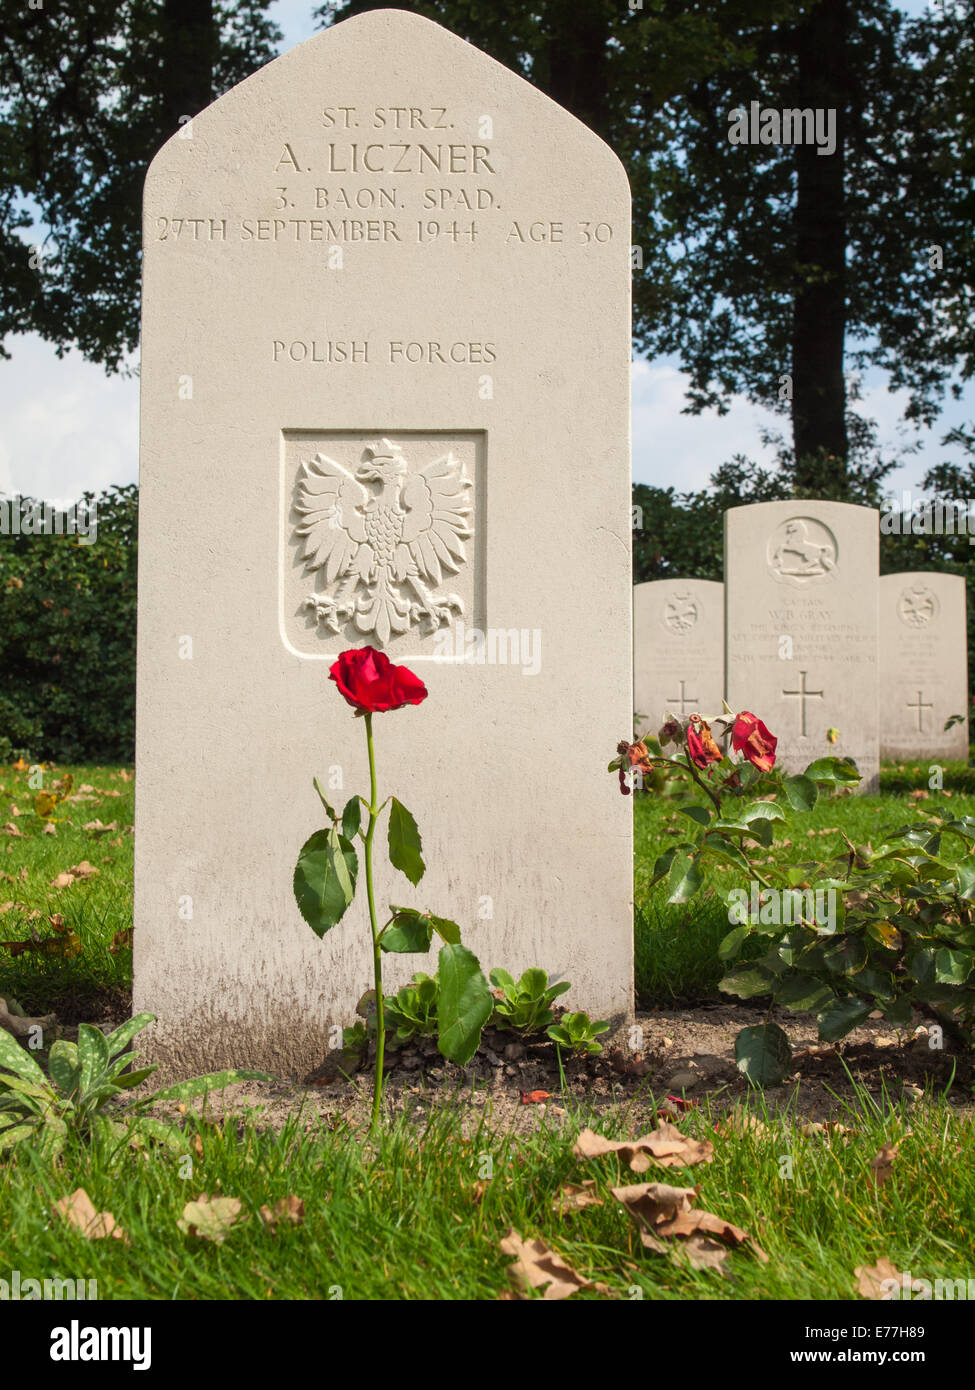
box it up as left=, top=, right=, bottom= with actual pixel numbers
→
left=133, top=9, right=633, bottom=1078
left=633, top=580, right=724, bottom=737
left=724, top=501, right=879, bottom=791
left=879, top=572, right=968, bottom=763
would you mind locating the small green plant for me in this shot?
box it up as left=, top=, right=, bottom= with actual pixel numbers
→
left=383, top=973, right=439, bottom=1043
left=0, top=1013, right=271, bottom=1158
left=489, top=968, right=571, bottom=1034
left=546, top=1010, right=610, bottom=1056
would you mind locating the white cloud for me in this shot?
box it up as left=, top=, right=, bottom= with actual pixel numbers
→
left=0, top=335, right=138, bottom=502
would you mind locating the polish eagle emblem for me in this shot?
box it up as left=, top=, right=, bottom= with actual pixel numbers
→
left=294, top=438, right=474, bottom=645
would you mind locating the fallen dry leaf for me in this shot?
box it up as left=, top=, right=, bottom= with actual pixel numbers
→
left=855, top=1258, right=903, bottom=1300
left=553, top=1181, right=604, bottom=1214
left=499, top=1229, right=592, bottom=1300
left=42, top=822, right=56, bottom=836
left=258, top=1195, right=305, bottom=1232
left=574, top=1122, right=713, bottom=1172
left=679, top=1235, right=730, bottom=1273
left=110, top=927, right=134, bottom=954
left=50, top=871, right=76, bottom=889
left=612, top=1181, right=768, bottom=1263
left=714, top=1108, right=770, bottom=1138
left=53, top=1188, right=129, bottom=1244
left=83, top=819, right=119, bottom=835
left=177, top=1194, right=243, bottom=1244
left=520, top=1090, right=550, bottom=1105
left=69, top=861, right=99, bottom=879
left=0, top=995, right=56, bottom=1040
left=2, top=823, right=24, bottom=838
left=868, top=1142, right=900, bottom=1189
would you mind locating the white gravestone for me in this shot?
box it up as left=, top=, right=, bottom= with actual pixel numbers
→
left=633, top=580, right=724, bottom=734
left=879, top=572, right=969, bottom=762
left=724, top=501, right=879, bottom=791
left=134, top=10, right=633, bottom=1076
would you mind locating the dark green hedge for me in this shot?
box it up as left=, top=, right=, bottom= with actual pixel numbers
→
left=0, top=484, right=137, bottom=763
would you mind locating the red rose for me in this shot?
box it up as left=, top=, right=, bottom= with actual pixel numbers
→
left=329, top=646, right=428, bottom=714
left=686, top=715, right=723, bottom=773
left=731, top=711, right=777, bottom=772
left=616, top=739, right=654, bottom=795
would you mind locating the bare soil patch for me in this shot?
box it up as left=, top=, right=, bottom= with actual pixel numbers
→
left=142, top=1004, right=973, bottom=1136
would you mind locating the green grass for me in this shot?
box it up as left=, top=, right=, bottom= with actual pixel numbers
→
left=0, top=1084, right=970, bottom=1300
left=1, top=758, right=974, bottom=1300
left=633, top=760, right=975, bottom=1007
left=0, top=764, right=133, bottom=1020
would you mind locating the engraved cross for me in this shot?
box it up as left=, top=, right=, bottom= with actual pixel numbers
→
left=666, top=680, right=699, bottom=715
left=782, top=670, right=824, bottom=737
left=907, top=690, right=934, bottom=732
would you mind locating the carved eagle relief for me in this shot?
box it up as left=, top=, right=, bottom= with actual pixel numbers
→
left=294, top=438, right=474, bottom=646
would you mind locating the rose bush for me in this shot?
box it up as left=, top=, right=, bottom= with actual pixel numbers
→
left=613, top=703, right=975, bottom=1083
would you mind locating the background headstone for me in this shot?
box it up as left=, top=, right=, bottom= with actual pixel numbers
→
left=724, top=501, right=879, bottom=791
left=879, top=572, right=969, bottom=762
left=134, top=10, right=633, bottom=1076
left=633, top=580, right=724, bottom=734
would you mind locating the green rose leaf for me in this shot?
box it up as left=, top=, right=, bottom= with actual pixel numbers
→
left=740, top=801, right=786, bottom=824
left=934, top=947, right=973, bottom=985
left=666, top=852, right=703, bottom=903
left=774, top=973, right=836, bottom=1014
left=718, top=925, right=749, bottom=961
left=312, top=776, right=339, bottom=821
left=427, top=913, right=462, bottom=945
left=954, top=856, right=975, bottom=900
left=734, top=1023, right=792, bottom=1086
left=437, top=943, right=493, bottom=1066
left=678, top=804, right=711, bottom=827
left=341, top=796, right=362, bottom=840
left=803, top=757, right=861, bottom=785
left=719, top=965, right=775, bottom=999
left=783, top=775, right=819, bottom=813
left=816, top=995, right=871, bottom=1042
left=388, top=797, right=425, bottom=885
left=381, top=908, right=434, bottom=955
left=293, top=827, right=359, bottom=937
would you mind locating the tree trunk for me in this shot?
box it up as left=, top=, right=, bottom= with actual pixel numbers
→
left=159, top=0, right=218, bottom=141
left=791, top=0, right=848, bottom=490
left=534, top=0, right=613, bottom=143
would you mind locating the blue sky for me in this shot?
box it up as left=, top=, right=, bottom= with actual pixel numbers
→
left=0, top=0, right=968, bottom=506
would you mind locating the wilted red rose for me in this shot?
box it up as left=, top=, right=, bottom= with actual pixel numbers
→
left=686, top=716, right=723, bottom=773
left=658, top=719, right=682, bottom=747
left=617, top=739, right=654, bottom=795
left=329, top=646, right=428, bottom=714
left=731, top=711, right=777, bottom=771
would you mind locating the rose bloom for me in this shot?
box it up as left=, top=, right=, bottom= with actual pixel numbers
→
left=616, top=739, right=654, bottom=795
left=329, top=646, right=428, bottom=714
left=731, top=711, right=777, bottom=771
left=658, top=719, right=682, bottom=747
left=686, top=715, right=723, bottom=773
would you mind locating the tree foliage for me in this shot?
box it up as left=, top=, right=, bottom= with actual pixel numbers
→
left=0, top=0, right=280, bottom=371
